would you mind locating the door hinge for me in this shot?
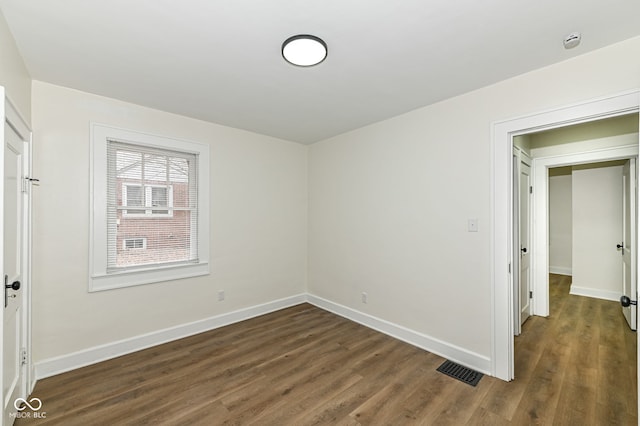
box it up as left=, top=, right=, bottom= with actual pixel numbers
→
left=529, top=186, right=533, bottom=194
left=20, top=348, right=27, bottom=365
left=508, top=262, right=511, bottom=273
left=529, top=291, right=533, bottom=299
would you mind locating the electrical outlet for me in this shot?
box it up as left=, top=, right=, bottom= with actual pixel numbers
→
left=361, top=292, right=368, bottom=304
left=218, top=290, right=225, bottom=301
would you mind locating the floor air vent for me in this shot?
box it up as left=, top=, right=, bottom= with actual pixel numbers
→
left=436, top=360, right=483, bottom=387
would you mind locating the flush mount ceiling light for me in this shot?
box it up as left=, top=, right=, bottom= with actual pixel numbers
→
left=282, top=35, right=327, bottom=67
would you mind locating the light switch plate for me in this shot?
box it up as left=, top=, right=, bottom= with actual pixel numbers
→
left=468, top=219, right=478, bottom=232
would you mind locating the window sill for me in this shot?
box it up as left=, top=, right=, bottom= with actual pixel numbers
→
left=89, top=261, right=209, bottom=292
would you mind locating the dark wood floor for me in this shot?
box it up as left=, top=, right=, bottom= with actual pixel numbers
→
left=17, top=274, right=637, bottom=425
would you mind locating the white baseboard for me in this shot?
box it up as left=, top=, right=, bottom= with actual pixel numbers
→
left=34, top=294, right=307, bottom=380
left=549, top=266, right=572, bottom=276
left=569, top=285, right=620, bottom=302
left=35, top=292, right=493, bottom=382
left=306, top=294, right=491, bottom=375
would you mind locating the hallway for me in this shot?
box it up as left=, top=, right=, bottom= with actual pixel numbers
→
left=481, top=274, right=637, bottom=424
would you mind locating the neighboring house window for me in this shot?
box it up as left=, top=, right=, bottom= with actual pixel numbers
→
left=122, top=183, right=174, bottom=217
left=123, top=238, right=147, bottom=250
left=90, top=124, right=210, bottom=291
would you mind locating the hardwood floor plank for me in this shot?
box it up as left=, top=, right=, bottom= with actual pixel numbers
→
left=477, top=378, right=526, bottom=422
left=348, top=349, right=438, bottom=424
left=465, top=407, right=511, bottom=426
left=292, top=342, right=423, bottom=425
left=552, top=366, right=597, bottom=425
left=16, top=276, right=636, bottom=425
left=509, top=343, right=571, bottom=425
left=426, top=380, right=493, bottom=426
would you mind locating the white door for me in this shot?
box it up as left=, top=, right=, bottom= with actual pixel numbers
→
left=3, top=122, right=25, bottom=425
left=512, top=154, right=521, bottom=335
left=519, top=160, right=532, bottom=326
left=621, top=158, right=637, bottom=331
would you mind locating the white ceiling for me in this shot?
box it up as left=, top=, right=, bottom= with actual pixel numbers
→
left=1, top=1, right=639, bottom=144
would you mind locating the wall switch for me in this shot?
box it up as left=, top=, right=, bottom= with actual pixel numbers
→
left=468, top=219, right=478, bottom=232
left=361, top=292, right=368, bottom=304
left=218, top=290, right=225, bottom=301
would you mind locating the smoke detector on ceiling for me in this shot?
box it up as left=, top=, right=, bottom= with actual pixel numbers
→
left=563, top=32, right=581, bottom=49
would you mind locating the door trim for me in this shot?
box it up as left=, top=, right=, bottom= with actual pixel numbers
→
left=531, top=146, right=638, bottom=318
left=491, top=89, right=640, bottom=381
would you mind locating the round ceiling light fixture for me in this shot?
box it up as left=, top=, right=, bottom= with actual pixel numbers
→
left=282, top=35, right=327, bottom=67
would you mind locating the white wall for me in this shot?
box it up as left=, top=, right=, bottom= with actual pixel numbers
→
left=549, top=171, right=572, bottom=275
left=308, top=36, right=640, bottom=363
left=31, top=81, right=308, bottom=363
left=0, top=8, right=30, bottom=123
left=26, top=35, right=640, bottom=375
left=571, top=164, right=623, bottom=300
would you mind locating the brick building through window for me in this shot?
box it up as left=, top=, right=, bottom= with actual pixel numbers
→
left=109, top=142, right=198, bottom=269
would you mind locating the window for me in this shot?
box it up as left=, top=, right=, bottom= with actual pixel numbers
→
left=122, top=184, right=173, bottom=217
left=123, top=238, right=147, bottom=250
left=91, top=124, right=210, bottom=291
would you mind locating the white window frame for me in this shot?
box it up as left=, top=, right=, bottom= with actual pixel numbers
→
left=123, top=237, right=147, bottom=250
left=122, top=183, right=174, bottom=218
left=90, top=123, right=210, bottom=292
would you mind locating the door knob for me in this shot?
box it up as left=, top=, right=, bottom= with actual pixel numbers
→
left=5, top=280, right=20, bottom=291
left=617, top=243, right=624, bottom=249
left=621, top=296, right=637, bottom=307
left=521, top=247, right=527, bottom=254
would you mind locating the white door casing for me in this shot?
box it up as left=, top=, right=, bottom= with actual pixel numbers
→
left=621, top=158, right=637, bottom=330
left=491, top=89, right=640, bottom=381
left=533, top=148, right=637, bottom=317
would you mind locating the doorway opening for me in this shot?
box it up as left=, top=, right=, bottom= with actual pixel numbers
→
left=546, top=160, right=634, bottom=308
left=491, top=90, right=640, bottom=381
left=520, top=116, right=638, bottom=319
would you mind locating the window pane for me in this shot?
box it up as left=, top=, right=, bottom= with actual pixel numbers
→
left=124, top=238, right=145, bottom=249
left=107, top=140, right=198, bottom=271
left=126, top=186, right=143, bottom=206
left=117, top=151, right=142, bottom=180
left=151, top=187, right=168, bottom=207
left=144, top=154, right=167, bottom=182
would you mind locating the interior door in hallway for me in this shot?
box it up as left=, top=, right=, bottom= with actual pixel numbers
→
left=621, top=158, right=637, bottom=331
left=519, top=160, right=532, bottom=326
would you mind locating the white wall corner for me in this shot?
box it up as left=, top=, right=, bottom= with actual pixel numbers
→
left=569, top=284, right=620, bottom=302
left=34, top=294, right=307, bottom=380
left=306, top=293, right=491, bottom=375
